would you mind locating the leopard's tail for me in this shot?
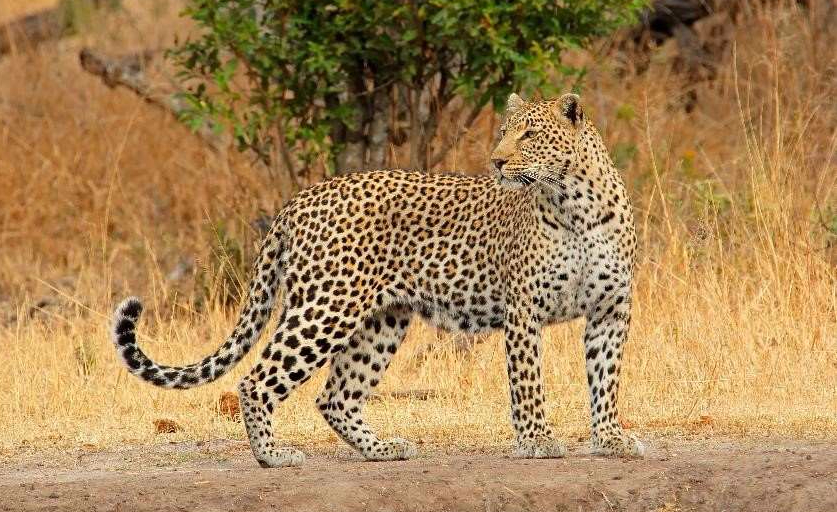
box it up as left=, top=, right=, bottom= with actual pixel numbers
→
left=111, top=233, right=284, bottom=389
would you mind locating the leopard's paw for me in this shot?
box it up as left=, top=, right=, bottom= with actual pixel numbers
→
left=514, top=435, right=567, bottom=459
left=592, top=430, right=645, bottom=458
left=365, top=437, right=418, bottom=461
left=256, top=447, right=306, bottom=468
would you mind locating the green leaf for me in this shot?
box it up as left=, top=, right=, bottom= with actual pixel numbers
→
left=171, top=0, right=646, bottom=172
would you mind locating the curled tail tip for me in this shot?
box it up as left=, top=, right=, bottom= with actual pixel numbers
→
left=116, top=296, right=143, bottom=320
left=112, top=296, right=143, bottom=349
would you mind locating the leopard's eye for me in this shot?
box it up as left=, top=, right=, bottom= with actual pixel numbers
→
left=521, top=129, right=538, bottom=140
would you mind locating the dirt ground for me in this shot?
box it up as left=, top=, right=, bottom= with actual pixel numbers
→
left=3, top=438, right=836, bottom=512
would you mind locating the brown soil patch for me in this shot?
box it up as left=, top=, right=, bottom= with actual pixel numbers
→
left=2, top=438, right=835, bottom=511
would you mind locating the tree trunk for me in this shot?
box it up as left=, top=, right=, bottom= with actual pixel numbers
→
left=366, top=88, right=390, bottom=169
left=408, top=87, right=423, bottom=169
left=408, top=85, right=433, bottom=169
left=335, top=77, right=369, bottom=174
left=336, top=121, right=366, bottom=173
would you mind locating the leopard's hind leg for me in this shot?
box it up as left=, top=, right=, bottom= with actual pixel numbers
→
left=316, top=305, right=416, bottom=461
left=238, top=306, right=359, bottom=468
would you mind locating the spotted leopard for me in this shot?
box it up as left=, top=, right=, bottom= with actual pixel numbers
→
left=111, top=92, right=645, bottom=467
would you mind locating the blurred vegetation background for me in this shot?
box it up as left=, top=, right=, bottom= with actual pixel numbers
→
left=0, top=0, right=834, bottom=453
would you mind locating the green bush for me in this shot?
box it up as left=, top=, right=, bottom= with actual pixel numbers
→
left=173, top=0, right=645, bottom=181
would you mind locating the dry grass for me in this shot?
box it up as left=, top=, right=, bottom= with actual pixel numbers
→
left=1, top=0, right=835, bottom=459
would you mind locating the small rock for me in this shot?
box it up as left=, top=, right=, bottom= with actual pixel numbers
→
left=698, top=414, right=713, bottom=426
left=218, top=391, right=241, bottom=421
left=153, top=418, right=182, bottom=434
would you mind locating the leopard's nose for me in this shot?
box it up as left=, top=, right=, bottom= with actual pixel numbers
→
left=491, top=158, right=507, bottom=172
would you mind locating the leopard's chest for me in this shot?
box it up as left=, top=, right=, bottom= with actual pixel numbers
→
left=531, top=238, right=586, bottom=324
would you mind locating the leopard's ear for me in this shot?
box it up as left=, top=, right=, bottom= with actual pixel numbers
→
left=506, top=93, right=525, bottom=115
left=553, top=93, right=584, bottom=128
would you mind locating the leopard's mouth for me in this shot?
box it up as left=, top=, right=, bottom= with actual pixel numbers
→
left=496, top=173, right=531, bottom=190
left=495, top=166, right=537, bottom=189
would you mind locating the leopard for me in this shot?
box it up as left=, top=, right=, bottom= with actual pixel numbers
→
left=111, top=92, right=645, bottom=468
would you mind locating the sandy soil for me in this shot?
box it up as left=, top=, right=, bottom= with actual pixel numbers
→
left=3, top=438, right=835, bottom=512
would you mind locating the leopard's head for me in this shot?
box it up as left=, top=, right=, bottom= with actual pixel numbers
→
left=490, top=93, right=586, bottom=190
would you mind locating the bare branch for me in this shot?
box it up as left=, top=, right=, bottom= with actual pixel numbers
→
left=78, top=47, right=304, bottom=197
left=78, top=47, right=227, bottom=151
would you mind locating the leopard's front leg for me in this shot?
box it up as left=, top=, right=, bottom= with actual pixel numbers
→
left=583, top=293, right=645, bottom=457
left=504, top=303, right=566, bottom=458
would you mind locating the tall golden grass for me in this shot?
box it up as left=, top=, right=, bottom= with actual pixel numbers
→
left=0, top=0, right=835, bottom=457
